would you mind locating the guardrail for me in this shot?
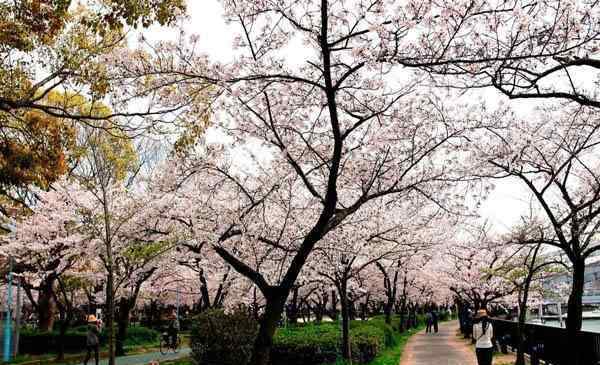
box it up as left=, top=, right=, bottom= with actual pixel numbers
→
left=491, top=318, right=600, bottom=364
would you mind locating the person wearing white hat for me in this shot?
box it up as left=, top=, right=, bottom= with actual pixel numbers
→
left=473, top=309, right=493, bottom=365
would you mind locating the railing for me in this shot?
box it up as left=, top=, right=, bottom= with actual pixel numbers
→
left=491, top=318, right=600, bottom=364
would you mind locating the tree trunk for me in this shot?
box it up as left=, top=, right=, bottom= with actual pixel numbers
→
left=56, top=311, right=69, bottom=361
left=106, top=266, right=115, bottom=365
left=565, top=259, right=585, bottom=365
left=37, top=278, right=57, bottom=331
left=287, top=287, right=299, bottom=324
left=199, top=269, right=211, bottom=311
left=399, top=298, right=407, bottom=332
left=384, top=299, right=392, bottom=325
left=116, top=298, right=132, bottom=356
left=249, top=294, right=286, bottom=365
left=339, top=278, right=352, bottom=363
left=330, top=289, right=339, bottom=320
left=515, top=285, right=529, bottom=365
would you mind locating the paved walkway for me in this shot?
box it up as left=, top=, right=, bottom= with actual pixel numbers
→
left=74, top=348, right=191, bottom=365
left=399, top=321, right=476, bottom=365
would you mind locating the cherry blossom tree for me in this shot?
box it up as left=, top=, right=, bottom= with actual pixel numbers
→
left=172, top=242, right=237, bottom=312
left=311, top=203, right=413, bottom=361
left=472, top=104, right=600, bottom=362
left=1, top=181, right=91, bottom=356
left=392, top=0, right=600, bottom=108
left=442, top=224, right=518, bottom=310
left=495, top=225, right=566, bottom=365
left=127, top=0, right=497, bottom=359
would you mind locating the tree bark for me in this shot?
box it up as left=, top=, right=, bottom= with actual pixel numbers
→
left=330, top=289, right=338, bottom=320
left=286, top=287, right=299, bottom=324
left=339, top=277, right=352, bottom=363
left=249, top=294, right=286, bottom=365
left=37, top=278, right=57, bottom=331
left=56, top=310, right=70, bottom=361
left=116, top=298, right=133, bottom=356
left=565, top=258, right=585, bottom=365
left=515, top=284, right=530, bottom=365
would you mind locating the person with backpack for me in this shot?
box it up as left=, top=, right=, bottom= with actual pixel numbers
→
left=472, top=309, right=494, bottom=365
left=84, top=315, right=100, bottom=365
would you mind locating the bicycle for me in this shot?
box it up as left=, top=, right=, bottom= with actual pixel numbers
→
left=159, top=332, right=181, bottom=354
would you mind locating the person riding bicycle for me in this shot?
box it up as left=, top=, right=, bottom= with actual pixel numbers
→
left=167, top=313, right=180, bottom=347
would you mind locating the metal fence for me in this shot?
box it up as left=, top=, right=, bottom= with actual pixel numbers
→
left=491, top=318, right=600, bottom=364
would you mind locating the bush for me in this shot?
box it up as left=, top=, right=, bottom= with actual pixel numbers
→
left=18, top=329, right=88, bottom=354
left=18, top=325, right=160, bottom=354
left=123, top=326, right=160, bottom=346
left=272, top=323, right=340, bottom=365
left=190, top=309, right=258, bottom=365
left=189, top=311, right=396, bottom=365
left=271, top=320, right=392, bottom=365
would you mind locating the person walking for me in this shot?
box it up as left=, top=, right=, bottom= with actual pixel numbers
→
left=425, top=311, right=433, bottom=333
left=432, top=309, right=439, bottom=333
left=84, top=315, right=100, bottom=365
left=473, top=309, right=494, bottom=365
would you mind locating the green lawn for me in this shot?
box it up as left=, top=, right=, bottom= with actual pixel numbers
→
left=325, top=324, right=424, bottom=365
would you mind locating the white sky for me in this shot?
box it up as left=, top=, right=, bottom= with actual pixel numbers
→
left=140, top=0, right=544, bottom=234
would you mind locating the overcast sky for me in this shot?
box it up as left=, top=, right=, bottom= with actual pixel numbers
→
left=140, top=0, right=540, bottom=233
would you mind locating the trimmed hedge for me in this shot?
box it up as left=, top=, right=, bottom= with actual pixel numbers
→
left=189, top=310, right=399, bottom=365
left=18, top=326, right=159, bottom=355
left=272, top=320, right=394, bottom=365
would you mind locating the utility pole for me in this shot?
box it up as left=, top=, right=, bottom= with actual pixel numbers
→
left=3, top=257, right=13, bottom=362
left=13, top=277, right=21, bottom=357
left=176, top=285, right=180, bottom=320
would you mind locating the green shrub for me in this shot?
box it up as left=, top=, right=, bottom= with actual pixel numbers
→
left=190, top=309, right=258, bottom=365
left=123, top=326, right=160, bottom=346
left=17, top=325, right=159, bottom=355
left=188, top=312, right=398, bottom=365
left=272, top=323, right=340, bottom=365
left=271, top=320, right=393, bottom=365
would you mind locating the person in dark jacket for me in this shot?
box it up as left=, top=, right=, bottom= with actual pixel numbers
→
left=425, top=311, right=433, bottom=333
left=432, top=309, right=439, bottom=333
left=84, top=315, right=100, bottom=365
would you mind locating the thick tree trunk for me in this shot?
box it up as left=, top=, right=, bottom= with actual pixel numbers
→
left=515, top=286, right=529, bottom=365
left=249, top=295, right=286, bottom=365
left=199, top=270, right=211, bottom=311
left=37, top=279, right=57, bottom=331
left=360, top=294, right=369, bottom=321
left=565, top=259, right=585, bottom=365
left=286, top=287, right=299, bottom=324
left=384, top=300, right=392, bottom=325
left=399, top=298, right=407, bottom=332
left=56, top=311, right=69, bottom=361
left=330, top=289, right=339, bottom=320
left=116, top=298, right=132, bottom=356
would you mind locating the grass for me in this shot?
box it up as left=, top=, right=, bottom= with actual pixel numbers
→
left=368, top=325, right=423, bottom=365
left=324, top=324, right=424, bottom=365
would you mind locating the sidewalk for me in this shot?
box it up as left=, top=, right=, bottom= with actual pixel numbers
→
left=399, top=320, right=476, bottom=365
left=73, top=348, right=190, bottom=365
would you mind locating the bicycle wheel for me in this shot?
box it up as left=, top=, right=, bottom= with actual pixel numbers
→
left=159, top=337, right=168, bottom=355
